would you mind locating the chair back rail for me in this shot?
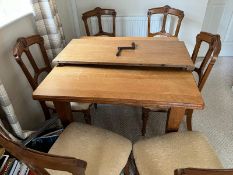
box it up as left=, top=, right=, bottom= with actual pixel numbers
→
left=82, top=7, right=116, bottom=37
left=175, top=168, right=233, bottom=175
left=0, top=126, right=87, bottom=175
left=148, top=5, right=184, bottom=37
left=13, top=35, right=52, bottom=120
left=191, top=32, right=221, bottom=91
left=13, top=35, right=52, bottom=90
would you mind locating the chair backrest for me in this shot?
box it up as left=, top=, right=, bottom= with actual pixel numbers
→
left=175, top=168, right=233, bottom=175
left=82, top=7, right=116, bottom=37
left=0, top=126, right=87, bottom=175
left=191, top=32, right=221, bottom=91
left=147, top=5, right=184, bottom=37
left=13, top=35, right=52, bottom=91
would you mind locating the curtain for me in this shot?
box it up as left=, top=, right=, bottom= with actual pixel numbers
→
left=31, top=0, right=66, bottom=60
left=0, top=80, right=33, bottom=141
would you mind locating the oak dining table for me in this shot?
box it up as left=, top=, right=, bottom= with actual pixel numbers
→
left=33, top=37, right=204, bottom=133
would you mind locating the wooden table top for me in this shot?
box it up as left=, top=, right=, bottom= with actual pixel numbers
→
left=53, top=37, right=194, bottom=70
left=33, top=66, right=204, bottom=109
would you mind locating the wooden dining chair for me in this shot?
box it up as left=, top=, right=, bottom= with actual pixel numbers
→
left=0, top=121, right=132, bottom=175
left=186, top=32, right=221, bottom=131
left=133, top=131, right=224, bottom=175
left=141, top=32, right=221, bottom=136
left=13, top=35, right=92, bottom=124
left=82, top=7, right=116, bottom=37
left=175, top=168, right=233, bottom=175
left=147, top=5, right=184, bottom=37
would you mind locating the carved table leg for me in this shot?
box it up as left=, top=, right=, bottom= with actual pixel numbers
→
left=53, top=101, right=73, bottom=127
left=166, top=107, right=185, bottom=133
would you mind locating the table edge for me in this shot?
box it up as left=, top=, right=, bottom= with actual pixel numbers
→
left=32, top=94, right=205, bottom=110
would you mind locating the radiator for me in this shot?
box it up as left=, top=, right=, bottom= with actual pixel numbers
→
left=90, top=15, right=172, bottom=36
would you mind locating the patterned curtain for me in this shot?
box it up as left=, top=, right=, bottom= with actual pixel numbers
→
left=31, top=0, right=66, bottom=60
left=0, top=80, right=33, bottom=141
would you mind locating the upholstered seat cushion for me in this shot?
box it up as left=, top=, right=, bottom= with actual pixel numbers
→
left=133, top=132, right=222, bottom=175
left=48, top=122, right=132, bottom=175
left=45, top=101, right=91, bottom=111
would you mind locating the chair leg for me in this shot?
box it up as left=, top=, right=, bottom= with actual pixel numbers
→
left=132, top=154, right=140, bottom=175
left=141, top=108, right=150, bottom=136
left=123, top=160, right=130, bottom=175
left=94, top=103, right=97, bottom=109
left=186, top=109, right=193, bottom=131
left=84, top=109, right=92, bottom=125
left=40, top=101, right=51, bottom=120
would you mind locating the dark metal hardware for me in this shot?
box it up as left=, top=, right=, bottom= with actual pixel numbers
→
left=116, top=42, right=136, bottom=57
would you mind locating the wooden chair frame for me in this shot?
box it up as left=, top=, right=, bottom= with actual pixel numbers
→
left=133, top=156, right=233, bottom=175
left=186, top=32, right=221, bottom=130
left=82, top=7, right=116, bottom=37
left=147, top=5, right=184, bottom=37
left=13, top=35, right=92, bottom=123
left=175, top=168, right=233, bottom=175
left=141, top=32, right=221, bottom=135
left=13, top=35, right=52, bottom=120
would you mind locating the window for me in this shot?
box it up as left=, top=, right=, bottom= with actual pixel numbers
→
left=0, top=0, right=33, bottom=28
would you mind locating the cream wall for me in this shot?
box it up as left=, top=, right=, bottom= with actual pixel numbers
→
left=73, top=0, right=209, bottom=53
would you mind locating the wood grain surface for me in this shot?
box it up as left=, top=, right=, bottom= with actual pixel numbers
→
left=33, top=66, right=204, bottom=109
left=53, top=37, right=194, bottom=70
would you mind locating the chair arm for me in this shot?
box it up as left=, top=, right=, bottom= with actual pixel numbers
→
left=22, top=116, right=59, bottom=146
left=175, top=168, right=233, bottom=175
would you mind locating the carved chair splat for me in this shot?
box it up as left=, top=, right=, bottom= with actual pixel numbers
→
left=147, top=5, right=184, bottom=37
left=82, top=7, right=116, bottom=37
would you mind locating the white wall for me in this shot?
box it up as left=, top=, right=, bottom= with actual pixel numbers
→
left=202, top=0, right=233, bottom=56
left=56, top=0, right=77, bottom=42
left=74, top=0, right=209, bottom=53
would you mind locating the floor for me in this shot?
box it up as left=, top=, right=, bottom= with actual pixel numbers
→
left=75, top=57, right=233, bottom=168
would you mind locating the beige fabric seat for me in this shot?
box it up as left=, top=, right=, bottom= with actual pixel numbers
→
left=45, top=101, right=91, bottom=111
left=133, top=131, right=223, bottom=175
left=48, top=122, right=132, bottom=175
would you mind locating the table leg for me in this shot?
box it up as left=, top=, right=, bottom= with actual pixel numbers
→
left=53, top=101, right=73, bottom=127
left=166, top=107, right=185, bottom=133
